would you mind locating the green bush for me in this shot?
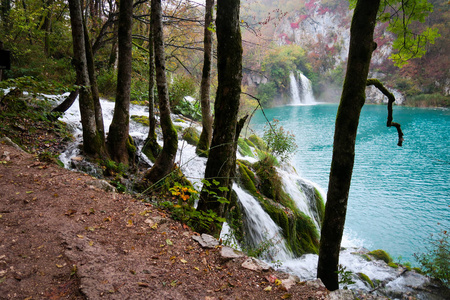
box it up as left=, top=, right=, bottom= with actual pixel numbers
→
left=97, top=70, right=117, bottom=99
left=168, top=74, right=197, bottom=107
left=414, top=230, right=449, bottom=288
left=263, top=119, right=297, bottom=162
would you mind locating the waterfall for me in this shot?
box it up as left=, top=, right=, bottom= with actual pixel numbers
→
left=233, top=185, right=293, bottom=262
left=289, top=71, right=316, bottom=105
left=289, top=72, right=302, bottom=105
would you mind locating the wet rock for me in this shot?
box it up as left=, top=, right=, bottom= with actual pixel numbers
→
left=192, top=234, right=219, bottom=248
left=281, top=275, right=299, bottom=290
left=305, top=278, right=326, bottom=289
left=328, top=289, right=355, bottom=300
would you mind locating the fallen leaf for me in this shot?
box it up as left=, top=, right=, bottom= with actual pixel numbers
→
left=265, top=274, right=277, bottom=284
left=275, top=279, right=282, bottom=286
left=56, top=264, right=65, bottom=268
left=16, top=192, right=20, bottom=195
left=166, top=239, right=173, bottom=246
left=104, top=216, right=112, bottom=222
left=170, top=280, right=178, bottom=287
left=264, top=286, right=272, bottom=292
left=130, top=270, right=136, bottom=275
left=26, top=191, right=33, bottom=194
left=138, top=282, right=149, bottom=287
left=77, top=234, right=84, bottom=239
left=126, top=219, right=133, bottom=227
left=281, top=293, right=292, bottom=299
left=194, top=267, right=199, bottom=271
left=151, top=223, right=158, bottom=230
left=65, top=209, right=77, bottom=216
left=88, top=240, right=94, bottom=246
left=180, top=258, right=187, bottom=264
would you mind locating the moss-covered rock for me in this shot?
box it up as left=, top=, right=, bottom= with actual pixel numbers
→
left=368, top=249, right=393, bottom=264
left=131, top=115, right=150, bottom=126
left=357, top=272, right=374, bottom=288
left=182, top=127, right=200, bottom=146
left=237, top=138, right=254, bottom=158
left=388, top=262, right=399, bottom=268
left=248, top=134, right=267, bottom=151
left=237, top=161, right=258, bottom=196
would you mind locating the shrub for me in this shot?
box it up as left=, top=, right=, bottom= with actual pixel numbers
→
left=414, top=230, right=449, bottom=288
left=168, top=74, right=197, bottom=107
left=263, top=119, right=297, bottom=162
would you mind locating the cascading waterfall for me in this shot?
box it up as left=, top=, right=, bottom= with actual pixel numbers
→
left=55, top=96, right=440, bottom=298
left=232, top=185, right=293, bottom=262
left=289, top=71, right=316, bottom=105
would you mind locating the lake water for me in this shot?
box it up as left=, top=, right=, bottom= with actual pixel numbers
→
left=249, top=104, right=450, bottom=264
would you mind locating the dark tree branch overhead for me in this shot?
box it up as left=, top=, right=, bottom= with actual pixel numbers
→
left=366, top=78, right=404, bottom=146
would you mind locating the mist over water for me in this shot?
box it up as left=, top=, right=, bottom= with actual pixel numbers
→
left=250, top=104, right=450, bottom=264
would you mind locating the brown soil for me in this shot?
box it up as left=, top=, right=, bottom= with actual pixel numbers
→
left=0, top=142, right=330, bottom=299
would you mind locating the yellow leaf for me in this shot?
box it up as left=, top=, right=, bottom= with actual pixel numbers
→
left=88, top=240, right=94, bottom=246
left=77, top=234, right=84, bottom=239
left=194, top=267, right=199, bottom=271
left=127, top=219, right=133, bottom=227
left=264, top=286, right=272, bottom=291
left=180, top=258, right=187, bottom=264
left=275, top=279, right=282, bottom=286
left=26, top=191, right=33, bottom=194
left=281, top=293, right=292, bottom=299
left=16, top=192, right=20, bottom=195
left=151, top=223, right=158, bottom=230
left=166, top=239, right=173, bottom=246
left=56, top=264, right=64, bottom=268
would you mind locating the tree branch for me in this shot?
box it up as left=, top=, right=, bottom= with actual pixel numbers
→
left=367, top=78, right=404, bottom=146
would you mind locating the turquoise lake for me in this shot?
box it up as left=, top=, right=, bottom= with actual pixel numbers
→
left=249, top=104, right=450, bottom=264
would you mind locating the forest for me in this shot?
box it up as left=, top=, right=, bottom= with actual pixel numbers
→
left=0, top=0, right=449, bottom=297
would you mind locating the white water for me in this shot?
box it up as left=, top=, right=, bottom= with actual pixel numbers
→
left=232, top=185, right=293, bottom=262
left=289, top=72, right=316, bottom=105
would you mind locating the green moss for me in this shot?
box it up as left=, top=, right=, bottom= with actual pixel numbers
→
left=127, top=136, right=137, bottom=155
left=368, top=249, right=393, bottom=264
left=237, top=161, right=258, bottom=196
left=388, top=262, right=399, bottom=268
left=174, top=125, right=184, bottom=132
left=225, top=190, right=245, bottom=243
left=359, top=254, right=372, bottom=261
left=314, top=187, right=325, bottom=224
left=357, top=273, right=374, bottom=288
left=182, top=127, right=200, bottom=146
left=237, top=138, right=254, bottom=158
left=131, top=115, right=150, bottom=126
left=248, top=134, right=267, bottom=151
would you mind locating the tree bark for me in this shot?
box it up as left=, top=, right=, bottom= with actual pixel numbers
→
left=142, top=3, right=161, bottom=161
left=107, top=0, right=133, bottom=165
left=68, top=0, right=106, bottom=157
left=143, top=0, right=178, bottom=183
left=197, top=0, right=242, bottom=235
left=317, top=0, right=381, bottom=291
left=196, top=0, right=214, bottom=156
left=51, top=89, right=79, bottom=113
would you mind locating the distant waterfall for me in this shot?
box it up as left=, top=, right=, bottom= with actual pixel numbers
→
left=289, top=71, right=316, bottom=105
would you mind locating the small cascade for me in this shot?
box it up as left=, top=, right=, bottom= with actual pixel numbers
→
left=289, top=71, right=316, bottom=105
left=233, top=185, right=293, bottom=262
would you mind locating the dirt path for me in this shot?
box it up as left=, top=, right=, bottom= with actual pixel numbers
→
left=0, top=141, right=333, bottom=299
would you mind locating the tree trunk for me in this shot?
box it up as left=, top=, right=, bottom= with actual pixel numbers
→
left=197, top=0, right=242, bottom=235
left=42, top=0, right=53, bottom=57
left=68, top=0, right=106, bottom=157
left=143, top=0, right=178, bottom=183
left=142, top=4, right=161, bottom=162
left=83, top=17, right=105, bottom=138
left=52, top=89, right=79, bottom=113
left=196, top=0, right=214, bottom=156
left=107, top=0, right=133, bottom=165
left=317, top=0, right=381, bottom=291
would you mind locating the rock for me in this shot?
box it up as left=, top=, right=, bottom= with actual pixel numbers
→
left=241, top=257, right=271, bottom=272
left=305, top=278, right=326, bottom=289
left=220, top=246, right=244, bottom=260
left=0, top=137, right=25, bottom=153
left=328, top=289, right=355, bottom=300
left=192, top=234, right=219, bottom=249
left=281, top=275, right=298, bottom=291
left=86, top=179, right=116, bottom=193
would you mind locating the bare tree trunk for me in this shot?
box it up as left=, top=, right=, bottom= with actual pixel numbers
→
left=317, top=0, right=381, bottom=291
left=143, top=0, right=178, bottom=184
left=107, top=0, right=133, bottom=165
left=197, top=0, right=242, bottom=236
left=52, top=89, right=79, bottom=113
left=142, top=4, right=161, bottom=162
left=196, top=0, right=214, bottom=156
left=68, top=0, right=107, bottom=157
